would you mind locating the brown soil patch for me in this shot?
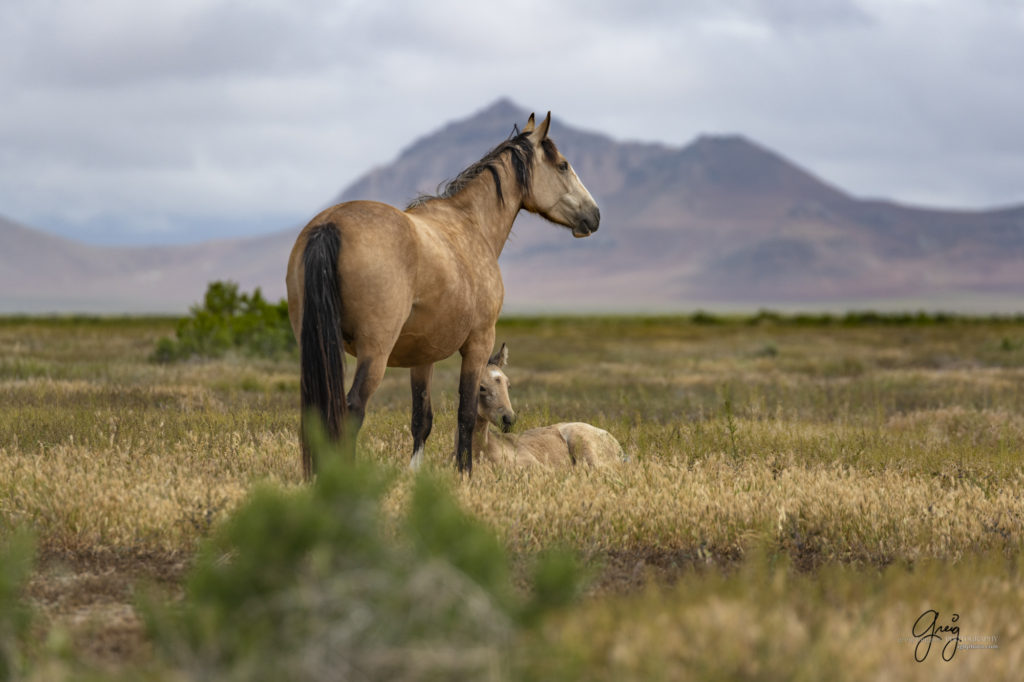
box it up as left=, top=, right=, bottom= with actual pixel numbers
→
left=26, top=550, right=189, bottom=671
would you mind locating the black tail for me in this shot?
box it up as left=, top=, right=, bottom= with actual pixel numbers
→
left=299, top=222, right=346, bottom=478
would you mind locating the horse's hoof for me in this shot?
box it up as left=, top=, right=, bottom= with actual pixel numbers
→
left=409, top=447, right=424, bottom=471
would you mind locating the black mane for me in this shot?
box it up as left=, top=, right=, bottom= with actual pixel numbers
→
left=406, top=129, right=535, bottom=209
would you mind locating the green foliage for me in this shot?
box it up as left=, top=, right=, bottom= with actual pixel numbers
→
left=521, top=547, right=585, bottom=626
left=749, top=309, right=1024, bottom=327
left=151, top=281, right=295, bottom=362
left=1000, top=336, right=1024, bottom=352
left=406, top=472, right=513, bottom=609
left=0, top=527, right=34, bottom=682
left=143, top=424, right=583, bottom=681
left=690, top=310, right=722, bottom=325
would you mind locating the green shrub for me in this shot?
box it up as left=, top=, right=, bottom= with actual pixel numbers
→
left=143, top=424, right=583, bottom=681
left=151, top=281, right=295, bottom=362
left=0, top=527, right=34, bottom=682
left=690, top=310, right=722, bottom=325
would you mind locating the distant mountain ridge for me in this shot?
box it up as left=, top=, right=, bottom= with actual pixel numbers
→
left=3, top=97, right=1023, bottom=313
left=0, top=215, right=295, bottom=313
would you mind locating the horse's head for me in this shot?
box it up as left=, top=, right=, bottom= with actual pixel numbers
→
left=521, top=112, right=601, bottom=238
left=479, top=342, right=516, bottom=432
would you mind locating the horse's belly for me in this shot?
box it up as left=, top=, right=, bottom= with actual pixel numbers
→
left=385, top=337, right=457, bottom=367
left=385, top=313, right=473, bottom=367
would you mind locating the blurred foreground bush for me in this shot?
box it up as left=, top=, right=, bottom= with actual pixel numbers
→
left=0, top=528, right=34, bottom=682
left=151, top=281, right=295, bottom=362
left=142, top=424, right=582, bottom=681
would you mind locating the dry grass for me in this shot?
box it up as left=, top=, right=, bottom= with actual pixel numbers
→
left=446, top=453, right=1024, bottom=567
left=0, top=377, right=300, bottom=558
left=2, top=314, right=1024, bottom=678
left=527, top=550, right=1024, bottom=681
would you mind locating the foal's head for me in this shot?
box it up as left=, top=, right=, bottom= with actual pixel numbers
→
left=479, top=343, right=516, bottom=432
left=521, top=112, right=601, bottom=239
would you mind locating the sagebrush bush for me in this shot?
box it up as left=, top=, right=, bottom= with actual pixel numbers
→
left=142, top=424, right=582, bottom=682
left=151, top=281, right=295, bottom=362
left=0, top=527, right=34, bottom=682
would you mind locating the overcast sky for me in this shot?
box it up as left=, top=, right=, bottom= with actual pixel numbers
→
left=2, top=0, right=1023, bottom=245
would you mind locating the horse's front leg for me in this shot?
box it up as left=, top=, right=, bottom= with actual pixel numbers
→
left=409, top=363, right=434, bottom=470
left=455, top=333, right=494, bottom=474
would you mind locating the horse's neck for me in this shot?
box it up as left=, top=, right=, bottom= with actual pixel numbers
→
left=418, top=159, right=523, bottom=259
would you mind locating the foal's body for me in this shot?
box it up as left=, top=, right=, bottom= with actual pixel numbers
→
left=474, top=419, right=625, bottom=468
left=286, top=113, right=600, bottom=476
left=474, top=344, right=624, bottom=468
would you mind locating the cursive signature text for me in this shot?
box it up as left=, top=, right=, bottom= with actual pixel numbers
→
left=912, top=609, right=961, bottom=662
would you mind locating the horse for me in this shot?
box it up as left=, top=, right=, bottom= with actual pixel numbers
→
left=474, top=343, right=625, bottom=468
left=285, top=112, right=600, bottom=478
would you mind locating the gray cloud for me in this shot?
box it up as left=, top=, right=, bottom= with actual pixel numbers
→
left=1, top=0, right=1023, bottom=244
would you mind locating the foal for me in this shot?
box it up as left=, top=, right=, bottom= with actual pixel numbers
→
left=474, top=344, right=625, bottom=468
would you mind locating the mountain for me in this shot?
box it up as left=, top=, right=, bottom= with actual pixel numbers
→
left=339, top=98, right=1024, bottom=310
left=0, top=215, right=295, bottom=313
left=3, top=97, right=1024, bottom=313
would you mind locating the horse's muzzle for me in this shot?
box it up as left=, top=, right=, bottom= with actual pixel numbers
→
left=501, top=413, right=516, bottom=433
left=571, top=206, right=600, bottom=238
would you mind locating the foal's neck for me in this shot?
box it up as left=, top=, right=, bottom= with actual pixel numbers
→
left=472, top=416, right=491, bottom=454
left=473, top=416, right=507, bottom=461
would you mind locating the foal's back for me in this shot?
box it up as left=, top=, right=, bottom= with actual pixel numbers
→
left=496, top=422, right=623, bottom=468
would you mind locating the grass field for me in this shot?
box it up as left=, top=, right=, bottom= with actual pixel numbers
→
left=1, top=314, right=1023, bottom=679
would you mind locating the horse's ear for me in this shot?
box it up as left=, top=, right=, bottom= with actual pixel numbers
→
left=489, top=342, right=508, bottom=368
left=522, top=113, right=536, bottom=134
left=536, top=111, right=552, bottom=140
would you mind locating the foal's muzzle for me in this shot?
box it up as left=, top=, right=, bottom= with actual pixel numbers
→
left=501, top=413, right=516, bottom=433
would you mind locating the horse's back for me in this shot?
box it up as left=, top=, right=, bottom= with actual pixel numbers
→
left=287, top=200, right=495, bottom=367
left=287, top=201, right=417, bottom=311
left=315, top=200, right=420, bottom=274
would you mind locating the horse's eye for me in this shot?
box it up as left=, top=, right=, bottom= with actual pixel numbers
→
left=479, top=386, right=486, bottom=393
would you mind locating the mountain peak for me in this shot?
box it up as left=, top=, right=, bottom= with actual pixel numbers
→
left=677, top=133, right=847, bottom=200
left=691, top=133, right=754, bottom=147
left=685, top=133, right=784, bottom=164
left=475, top=97, right=528, bottom=121
left=397, top=97, right=528, bottom=160
left=339, top=98, right=533, bottom=206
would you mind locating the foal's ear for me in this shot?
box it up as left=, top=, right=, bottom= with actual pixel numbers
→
left=522, top=113, right=536, bottom=134
left=488, top=342, right=508, bottom=368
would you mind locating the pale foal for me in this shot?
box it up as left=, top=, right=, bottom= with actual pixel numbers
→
left=474, top=344, right=625, bottom=468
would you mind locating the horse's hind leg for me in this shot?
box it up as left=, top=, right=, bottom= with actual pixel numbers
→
left=409, top=364, right=434, bottom=470
left=344, top=352, right=388, bottom=453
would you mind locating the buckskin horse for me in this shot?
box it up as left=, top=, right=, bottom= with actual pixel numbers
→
left=286, top=112, right=600, bottom=477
